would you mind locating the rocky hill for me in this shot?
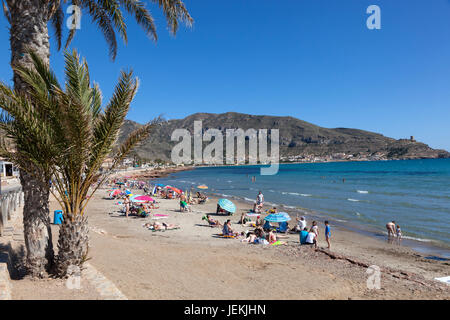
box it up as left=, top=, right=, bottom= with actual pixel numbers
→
left=119, top=112, right=450, bottom=163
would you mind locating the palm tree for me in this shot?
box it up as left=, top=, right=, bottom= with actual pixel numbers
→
left=1, top=49, right=161, bottom=276
left=0, top=57, right=63, bottom=276
left=1, top=0, right=192, bottom=276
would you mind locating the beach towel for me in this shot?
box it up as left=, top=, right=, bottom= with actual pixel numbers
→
left=150, top=227, right=180, bottom=232
left=218, top=233, right=236, bottom=238
left=246, top=213, right=260, bottom=217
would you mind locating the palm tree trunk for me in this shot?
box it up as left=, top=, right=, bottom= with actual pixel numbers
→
left=7, top=0, right=54, bottom=276
left=54, top=214, right=89, bottom=277
left=19, top=171, right=54, bottom=277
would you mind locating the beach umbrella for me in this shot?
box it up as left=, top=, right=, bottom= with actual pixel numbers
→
left=166, top=186, right=182, bottom=194
left=217, top=199, right=236, bottom=213
left=278, top=212, right=290, bottom=218
left=129, top=195, right=147, bottom=203
left=197, top=185, right=208, bottom=190
left=115, top=182, right=125, bottom=185
left=110, top=189, right=121, bottom=197
left=125, top=189, right=132, bottom=195
left=155, top=183, right=165, bottom=187
left=131, top=195, right=154, bottom=202
left=264, top=213, right=291, bottom=223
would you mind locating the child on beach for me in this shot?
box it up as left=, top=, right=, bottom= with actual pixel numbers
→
left=324, top=221, right=331, bottom=249
left=396, top=225, right=402, bottom=240
left=311, top=221, right=319, bottom=237
left=305, top=228, right=317, bottom=248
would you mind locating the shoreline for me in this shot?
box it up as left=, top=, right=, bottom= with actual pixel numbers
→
left=192, top=157, right=450, bottom=168
left=113, top=165, right=194, bottom=180
left=206, top=192, right=450, bottom=260
left=136, top=165, right=450, bottom=260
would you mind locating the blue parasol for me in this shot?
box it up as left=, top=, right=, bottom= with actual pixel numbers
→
left=278, top=212, right=290, bottom=218
left=264, top=213, right=291, bottom=223
left=217, top=199, right=236, bottom=213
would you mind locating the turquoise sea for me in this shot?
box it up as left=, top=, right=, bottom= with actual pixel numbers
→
left=153, top=159, right=450, bottom=258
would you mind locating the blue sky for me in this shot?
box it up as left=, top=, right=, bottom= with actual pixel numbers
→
left=0, top=0, right=450, bottom=151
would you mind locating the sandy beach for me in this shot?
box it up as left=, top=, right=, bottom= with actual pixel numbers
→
left=7, top=168, right=447, bottom=300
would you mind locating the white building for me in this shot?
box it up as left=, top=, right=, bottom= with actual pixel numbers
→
left=0, top=161, right=19, bottom=178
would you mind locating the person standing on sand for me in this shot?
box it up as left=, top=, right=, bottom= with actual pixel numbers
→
left=311, top=221, right=319, bottom=237
left=324, top=221, right=331, bottom=249
left=386, top=221, right=396, bottom=238
left=396, top=225, right=402, bottom=241
left=123, top=195, right=131, bottom=218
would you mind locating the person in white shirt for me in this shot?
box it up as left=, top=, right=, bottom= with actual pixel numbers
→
left=311, top=220, right=319, bottom=237
left=253, top=191, right=264, bottom=212
left=305, top=229, right=317, bottom=248
left=295, top=215, right=307, bottom=232
left=257, top=191, right=264, bottom=205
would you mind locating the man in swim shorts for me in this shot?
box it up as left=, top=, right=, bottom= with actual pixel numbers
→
left=386, top=221, right=396, bottom=238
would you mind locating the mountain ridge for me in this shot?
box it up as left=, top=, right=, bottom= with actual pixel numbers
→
left=119, top=112, right=450, bottom=162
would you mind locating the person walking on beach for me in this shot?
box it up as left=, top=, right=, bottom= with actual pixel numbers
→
left=324, top=221, right=331, bottom=249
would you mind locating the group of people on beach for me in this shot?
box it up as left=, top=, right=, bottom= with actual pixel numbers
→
left=205, top=190, right=332, bottom=249
left=110, top=180, right=337, bottom=249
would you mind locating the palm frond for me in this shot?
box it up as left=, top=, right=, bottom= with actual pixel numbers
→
left=49, top=3, right=64, bottom=50
left=119, top=0, right=157, bottom=41
left=97, top=0, right=128, bottom=43
left=87, top=70, right=138, bottom=173
left=149, top=0, right=193, bottom=34
left=110, top=116, right=164, bottom=170
left=2, top=0, right=10, bottom=24
left=80, top=0, right=118, bottom=59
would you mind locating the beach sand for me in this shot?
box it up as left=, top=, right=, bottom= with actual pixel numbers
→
left=4, top=167, right=449, bottom=300
left=41, top=186, right=449, bottom=300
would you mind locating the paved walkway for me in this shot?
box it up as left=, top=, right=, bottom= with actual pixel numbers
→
left=0, top=199, right=126, bottom=300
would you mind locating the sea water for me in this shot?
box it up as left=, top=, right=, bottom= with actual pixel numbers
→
left=154, top=159, right=450, bottom=256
